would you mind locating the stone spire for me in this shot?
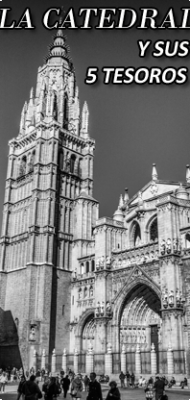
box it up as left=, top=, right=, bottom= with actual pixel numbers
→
left=186, top=164, right=190, bottom=184
left=25, top=88, right=35, bottom=132
left=80, top=101, right=89, bottom=138
left=152, top=163, right=158, bottom=181
left=113, top=195, right=124, bottom=222
left=19, top=102, right=27, bottom=135
left=46, top=28, right=73, bottom=69
left=124, top=188, right=129, bottom=203
left=119, top=194, right=124, bottom=208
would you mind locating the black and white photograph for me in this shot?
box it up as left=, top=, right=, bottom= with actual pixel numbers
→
left=0, top=1, right=190, bottom=399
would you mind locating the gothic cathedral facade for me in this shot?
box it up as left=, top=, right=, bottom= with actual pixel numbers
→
left=0, top=31, right=190, bottom=375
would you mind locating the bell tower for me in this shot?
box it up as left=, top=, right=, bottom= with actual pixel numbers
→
left=0, top=30, right=96, bottom=368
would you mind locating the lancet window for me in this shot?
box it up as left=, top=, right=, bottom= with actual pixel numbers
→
left=150, top=218, right=158, bottom=242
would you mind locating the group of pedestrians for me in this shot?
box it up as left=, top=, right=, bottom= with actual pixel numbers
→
left=118, top=372, right=169, bottom=400
left=12, top=366, right=188, bottom=400
left=16, top=370, right=121, bottom=400
left=119, top=371, right=135, bottom=388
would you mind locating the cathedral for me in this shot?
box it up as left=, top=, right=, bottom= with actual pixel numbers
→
left=0, top=30, right=190, bottom=378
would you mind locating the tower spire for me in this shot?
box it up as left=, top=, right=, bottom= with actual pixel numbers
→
left=46, top=11, right=72, bottom=68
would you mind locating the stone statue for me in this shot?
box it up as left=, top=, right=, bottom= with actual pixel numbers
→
left=96, top=259, right=100, bottom=270
left=106, top=256, right=111, bottom=265
left=138, top=191, right=143, bottom=206
left=166, top=238, right=171, bottom=254
left=160, top=239, right=166, bottom=255
left=100, top=301, right=105, bottom=316
left=96, top=301, right=100, bottom=317
left=106, top=301, right=112, bottom=317
left=29, top=326, right=36, bottom=341
left=100, top=256, right=105, bottom=268
left=173, top=238, right=179, bottom=254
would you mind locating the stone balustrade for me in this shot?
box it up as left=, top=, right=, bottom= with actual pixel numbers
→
left=112, top=242, right=159, bottom=269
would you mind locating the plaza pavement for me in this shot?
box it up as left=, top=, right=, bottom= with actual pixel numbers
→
left=0, top=385, right=190, bottom=400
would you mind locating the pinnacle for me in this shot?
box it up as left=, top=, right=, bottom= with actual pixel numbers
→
left=152, top=163, right=158, bottom=181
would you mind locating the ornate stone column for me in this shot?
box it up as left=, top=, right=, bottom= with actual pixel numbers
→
left=41, top=349, right=46, bottom=370
left=121, top=344, right=126, bottom=374
left=151, top=344, right=157, bottom=375
left=167, top=343, right=174, bottom=375
left=135, top=344, right=141, bottom=375
left=74, top=348, right=79, bottom=374
left=86, top=344, right=94, bottom=374
left=62, top=349, right=67, bottom=372
left=105, top=343, right=113, bottom=375
left=51, top=349, right=56, bottom=373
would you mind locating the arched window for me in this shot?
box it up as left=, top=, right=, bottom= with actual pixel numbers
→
left=19, top=156, right=27, bottom=176
left=150, top=218, right=158, bottom=242
left=86, top=261, right=89, bottom=273
left=78, top=288, right=82, bottom=300
left=63, top=93, right=68, bottom=128
left=186, top=233, right=190, bottom=249
left=70, top=154, right=76, bottom=174
left=41, top=85, right=47, bottom=120
left=28, top=150, right=35, bottom=173
left=89, top=286, right=94, bottom=297
left=58, top=150, right=64, bottom=170
left=133, top=222, right=141, bottom=247
left=80, top=263, right=84, bottom=275
left=53, top=92, right=58, bottom=121
left=84, top=287, right=88, bottom=298
left=91, top=260, right=95, bottom=272
left=78, top=158, right=82, bottom=177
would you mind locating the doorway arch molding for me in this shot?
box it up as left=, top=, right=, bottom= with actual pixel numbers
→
left=75, top=308, right=95, bottom=338
left=112, top=272, right=161, bottom=327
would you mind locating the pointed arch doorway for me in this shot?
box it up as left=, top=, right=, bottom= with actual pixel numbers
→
left=81, top=314, right=95, bottom=352
left=119, top=283, right=161, bottom=373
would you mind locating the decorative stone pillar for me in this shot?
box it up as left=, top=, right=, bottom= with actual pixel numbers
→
left=62, top=349, right=67, bottom=372
left=86, top=344, right=94, bottom=374
left=167, top=343, right=174, bottom=375
left=146, top=327, right=151, bottom=350
left=74, top=349, right=79, bottom=374
left=151, top=343, right=157, bottom=375
left=51, top=349, right=56, bottom=373
left=32, top=349, right=37, bottom=372
left=41, top=349, right=46, bottom=370
left=121, top=344, right=126, bottom=374
left=105, top=343, right=112, bottom=375
left=135, top=344, right=141, bottom=375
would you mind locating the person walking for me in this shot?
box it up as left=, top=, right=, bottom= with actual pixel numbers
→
left=22, top=375, right=42, bottom=400
left=45, top=376, right=61, bottom=400
left=144, top=378, right=154, bottom=400
left=62, top=375, right=70, bottom=398
left=17, top=375, right=26, bottom=400
left=83, top=375, right=90, bottom=391
left=125, top=371, right=130, bottom=388
left=70, top=373, right=83, bottom=400
left=105, top=381, right=120, bottom=400
left=86, top=372, right=102, bottom=400
left=119, top=371, right=125, bottom=388
left=0, top=372, right=7, bottom=393
left=153, top=376, right=165, bottom=400
left=131, top=372, right=135, bottom=388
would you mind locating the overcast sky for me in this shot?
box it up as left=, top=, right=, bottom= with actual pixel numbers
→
left=0, top=0, right=190, bottom=228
